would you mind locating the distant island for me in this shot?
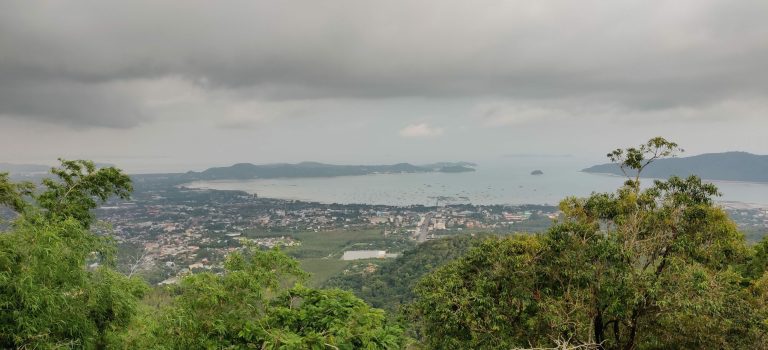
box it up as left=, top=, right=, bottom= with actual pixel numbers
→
left=0, top=162, right=50, bottom=174
left=531, top=170, right=544, bottom=175
left=181, top=161, right=476, bottom=180
left=582, top=151, right=768, bottom=183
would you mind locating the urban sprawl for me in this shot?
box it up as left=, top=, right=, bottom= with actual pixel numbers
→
left=95, top=182, right=768, bottom=284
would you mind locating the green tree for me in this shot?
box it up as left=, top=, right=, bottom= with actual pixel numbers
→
left=0, top=159, right=145, bottom=349
left=324, top=234, right=484, bottom=314
left=409, top=138, right=767, bottom=349
left=0, top=172, right=34, bottom=214
left=36, top=159, right=132, bottom=228
left=124, top=246, right=405, bottom=349
left=744, top=236, right=768, bottom=280
left=408, top=235, right=544, bottom=349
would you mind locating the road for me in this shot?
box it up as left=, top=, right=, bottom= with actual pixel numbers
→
left=417, top=212, right=434, bottom=243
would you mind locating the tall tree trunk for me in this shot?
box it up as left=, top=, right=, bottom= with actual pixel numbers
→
left=594, top=309, right=605, bottom=347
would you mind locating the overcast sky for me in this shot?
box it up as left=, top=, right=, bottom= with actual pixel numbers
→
left=1, top=0, right=766, bottom=172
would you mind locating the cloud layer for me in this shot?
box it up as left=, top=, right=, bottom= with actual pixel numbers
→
left=1, top=0, right=767, bottom=170
left=1, top=0, right=767, bottom=129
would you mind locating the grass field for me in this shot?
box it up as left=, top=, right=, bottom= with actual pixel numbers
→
left=283, top=229, right=384, bottom=258
left=299, top=258, right=352, bottom=287
left=261, top=229, right=395, bottom=286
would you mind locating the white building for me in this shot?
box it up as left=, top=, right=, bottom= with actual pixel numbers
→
left=341, top=250, right=387, bottom=260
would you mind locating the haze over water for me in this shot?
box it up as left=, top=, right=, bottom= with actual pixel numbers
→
left=185, top=159, right=768, bottom=207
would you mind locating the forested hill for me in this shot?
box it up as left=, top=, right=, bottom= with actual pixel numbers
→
left=324, top=234, right=485, bottom=313
left=582, top=151, right=768, bottom=182
left=181, top=161, right=476, bottom=180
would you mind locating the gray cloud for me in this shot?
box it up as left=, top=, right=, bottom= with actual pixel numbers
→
left=0, top=0, right=767, bottom=129
left=0, top=81, right=149, bottom=128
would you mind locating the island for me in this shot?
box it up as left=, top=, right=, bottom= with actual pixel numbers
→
left=438, top=165, right=476, bottom=173
left=0, top=162, right=50, bottom=174
left=178, top=161, right=476, bottom=181
left=582, top=151, right=768, bottom=183
left=531, top=170, right=544, bottom=175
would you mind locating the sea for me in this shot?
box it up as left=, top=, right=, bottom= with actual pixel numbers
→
left=183, top=158, right=768, bottom=208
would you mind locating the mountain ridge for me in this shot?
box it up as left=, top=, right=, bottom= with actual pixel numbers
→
left=0, top=162, right=51, bottom=174
left=182, top=161, right=476, bottom=180
left=582, top=151, right=768, bottom=183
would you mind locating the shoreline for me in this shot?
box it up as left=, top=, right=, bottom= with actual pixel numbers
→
left=181, top=181, right=765, bottom=209
left=582, top=171, right=768, bottom=186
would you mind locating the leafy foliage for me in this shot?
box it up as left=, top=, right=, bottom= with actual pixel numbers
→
left=0, top=172, right=34, bottom=214
left=744, top=237, right=768, bottom=280
left=0, top=160, right=145, bottom=349
left=261, top=286, right=404, bottom=349
left=122, top=247, right=405, bottom=349
left=409, top=138, right=768, bottom=349
left=37, top=159, right=132, bottom=228
left=606, top=137, right=682, bottom=186
left=408, top=235, right=544, bottom=349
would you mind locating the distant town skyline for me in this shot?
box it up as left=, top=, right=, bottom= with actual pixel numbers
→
left=2, top=0, right=767, bottom=172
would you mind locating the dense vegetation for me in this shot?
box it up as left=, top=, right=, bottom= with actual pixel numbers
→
left=324, top=234, right=484, bottom=313
left=118, top=247, right=403, bottom=349
left=0, top=160, right=146, bottom=348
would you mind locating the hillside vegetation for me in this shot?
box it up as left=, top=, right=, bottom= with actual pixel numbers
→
left=324, top=234, right=484, bottom=313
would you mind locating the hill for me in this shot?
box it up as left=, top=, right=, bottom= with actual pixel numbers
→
left=182, top=161, right=475, bottom=180
left=582, top=151, right=768, bottom=182
left=0, top=162, right=50, bottom=174
left=323, top=234, right=485, bottom=313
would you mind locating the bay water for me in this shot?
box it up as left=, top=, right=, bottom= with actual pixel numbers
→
left=184, top=158, right=768, bottom=207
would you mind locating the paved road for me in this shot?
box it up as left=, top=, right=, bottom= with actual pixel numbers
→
left=417, top=212, right=434, bottom=243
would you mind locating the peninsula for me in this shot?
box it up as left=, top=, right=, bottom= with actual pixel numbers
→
left=179, top=161, right=476, bottom=181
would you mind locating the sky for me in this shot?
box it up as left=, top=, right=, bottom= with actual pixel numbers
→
left=1, top=0, right=767, bottom=173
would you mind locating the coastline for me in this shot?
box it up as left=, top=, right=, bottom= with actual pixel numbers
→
left=183, top=174, right=768, bottom=208
left=581, top=170, right=768, bottom=185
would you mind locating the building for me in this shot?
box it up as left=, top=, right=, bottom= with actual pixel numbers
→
left=341, top=250, right=388, bottom=260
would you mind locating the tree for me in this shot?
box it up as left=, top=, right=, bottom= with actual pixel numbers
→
left=0, top=159, right=145, bottom=349
left=123, top=246, right=405, bottom=349
left=0, top=172, right=35, bottom=216
left=408, top=235, right=545, bottom=349
left=744, top=236, right=768, bottom=280
left=409, top=138, right=767, bottom=349
left=324, top=234, right=484, bottom=313
left=262, top=286, right=404, bottom=349
left=36, top=159, right=132, bottom=228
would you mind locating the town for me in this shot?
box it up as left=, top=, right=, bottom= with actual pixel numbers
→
left=95, top=180, right=768, bottom=285
left=95, top=181, right=558, bottom=284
